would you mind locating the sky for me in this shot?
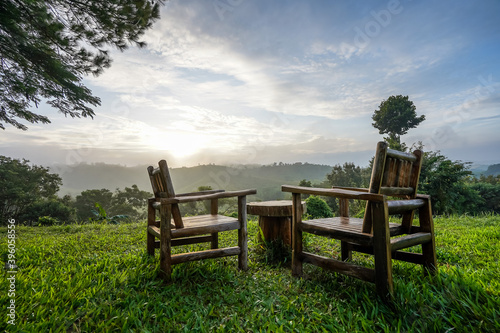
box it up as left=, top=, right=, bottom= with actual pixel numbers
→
left=2, top=0, right=500, bottom=170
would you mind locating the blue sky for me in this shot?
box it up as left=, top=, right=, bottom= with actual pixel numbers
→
left=3, top=0, right=500, bottom=169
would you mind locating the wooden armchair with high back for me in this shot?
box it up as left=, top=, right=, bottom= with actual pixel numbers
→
left=147, top=160, right=256, bottom=281
left=282, top=141, right=437, bottom=298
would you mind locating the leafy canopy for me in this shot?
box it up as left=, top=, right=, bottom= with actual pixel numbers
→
left=0, top=0, right=164, bottom=130
left=0, top=155, right=62, bottom=223
left=372, top=95, right=425, bottom=148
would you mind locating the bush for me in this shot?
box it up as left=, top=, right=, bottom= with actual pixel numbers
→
left=19, top=199, right=75, bottom=225
left=37, top=216, right=60, bottom=226
left=305, top=195, right=333, bottom=219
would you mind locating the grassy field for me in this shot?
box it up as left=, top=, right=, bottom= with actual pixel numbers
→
left=1, top=214, right=499, bottom=332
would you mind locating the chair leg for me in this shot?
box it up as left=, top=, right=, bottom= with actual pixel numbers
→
left=238, top=196, right=248, bottom=271
left=372, top=202, right=394, bottom=299
left=422, top=241, right=437, bottom=275
left=159, top=205, right=172, bottom=282
left=211, top=233, right=219, bottom=249
left=147, top=232, right=156, bottom=256
left=291, top=193, right=303, bottom=277
left=341, top=241, right=352, bottom=261
left=419, top=197, right=437, bottom=275
left=147, top=200, right=156, bottom=256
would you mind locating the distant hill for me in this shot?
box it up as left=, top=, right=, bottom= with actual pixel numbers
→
left=57, top=162, right=332, bottom=201
left=484, top=163, right=500, bottom=176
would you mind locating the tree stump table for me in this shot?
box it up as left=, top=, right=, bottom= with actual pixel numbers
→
left=247, top=200, right=306, bottom=246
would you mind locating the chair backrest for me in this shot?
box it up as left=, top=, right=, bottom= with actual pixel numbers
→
left=362, top=141, right=423, bottom=233
left=147, top=160, right=184, bottom=228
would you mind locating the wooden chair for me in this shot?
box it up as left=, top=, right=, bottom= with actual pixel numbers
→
left=282, top=141, right=437, bottom=298
left=147, top=160, right=256, bottom=281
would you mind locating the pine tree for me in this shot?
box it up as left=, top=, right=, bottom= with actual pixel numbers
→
left=0, top=0, right=164, bottom=130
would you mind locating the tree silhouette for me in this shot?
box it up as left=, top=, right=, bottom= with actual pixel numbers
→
left=372, top=95, right=425, bottom=150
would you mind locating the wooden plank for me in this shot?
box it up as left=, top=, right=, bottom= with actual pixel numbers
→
left=291, top=193, right=303, bottom=276
left=173, top=236, right=213, bottom=247
left=395, top=159, right=404, bottom=187
left=380, top=186, right=414, bottom=196
left=391, top=251, right=424, bottom=264
left=382, top=157, right=392, bottom=187
left=331, top=186, right=368, bottom=192
left=408, top=150, right=423, bottom=199
left=301, top=252, right=375, bottom=283
left=390, top=232, right=432, bottom=251
left=345, top=243, right=426, bottom=264
left=369, top=141, right=388, bottom=194
left=281, top=185, right=384, bottom=202
left=238, top=195, right=248, bottom=270
left=176, top=189, right=225, bottom=197
left=171, top=247, right=241, bottom=265
left=154, top=189, right=257, bottom=205
left=300, top=218, right=373, bottom=245
left=171, top=215, right=240, bottom=238
left=387, top=199, right=425, bottom=215
left=387, top=148, right=417, bottom=162
left=158, top=160, right=184, bottom=228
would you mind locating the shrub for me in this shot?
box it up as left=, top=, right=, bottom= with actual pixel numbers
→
left=305, top=195, right=333, bottom=219
left=37, top=216, right=60, bottom=226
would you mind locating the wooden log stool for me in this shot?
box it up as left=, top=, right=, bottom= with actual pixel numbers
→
left=247, top=200, right=306, bottom=246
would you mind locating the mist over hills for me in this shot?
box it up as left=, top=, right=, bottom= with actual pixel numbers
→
left=57, top=162, right=333, bottom=202
left=55, top=161, right=500, bottom=201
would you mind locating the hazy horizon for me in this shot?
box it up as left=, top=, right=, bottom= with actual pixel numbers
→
left=2, top=0, right=500, bottom=169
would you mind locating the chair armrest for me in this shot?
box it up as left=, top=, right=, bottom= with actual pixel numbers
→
left=281, top=185, right=384, bottom=202
left=176, top=189, right=225, bottom=197
left=154, top=189, right=257, bottom=206
left=331, top=186, right=369, bottom=192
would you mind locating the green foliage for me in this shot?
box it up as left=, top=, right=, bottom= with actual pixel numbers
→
left=0, top=0, right=164, bottom=130
left=324, top=162, right=370, bottom=216
left=74, top=189, right=114, bottom=220
left=305, top=195, right=333, bottom=219
left=18, top=198, right=76, bottom=225
left=0, top=156, right=62, bottom=225
left=89, top=202, right=128, bottom=224
left=419, top=151, right=483, bottom=215
left=326, top=162, right=370, bottom=188
left=299, top=179, right=312, bottom=187
left=37, top=216, right=60, bottom=226
left=74, top=185, right=150, bottom=221
left=467, top=182, right=500, bottom=214
left=372, top=95, right=425, bottom=149
left=0, top=215, right=498, bottom=331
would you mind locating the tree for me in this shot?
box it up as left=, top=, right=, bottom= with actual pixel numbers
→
left=74, top=186, right=152, bottom=221
left=0, top=156, right=62, bottom=224
left=326, top=162, right=369, bottom=188
left=0, top=0, right=164, bottom=130
left=419, top=151, right=483, bottom=215
left=74, top=188, right=114, bottom=221
left=372, top=95, right=425, bottom=150
left=324, top=162, right=370, bottom=216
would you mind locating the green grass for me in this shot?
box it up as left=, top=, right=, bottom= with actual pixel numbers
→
left=1, top=215, right=499, bottom=332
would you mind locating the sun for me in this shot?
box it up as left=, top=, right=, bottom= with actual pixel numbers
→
left=142, top=126, right=207, bottom=158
